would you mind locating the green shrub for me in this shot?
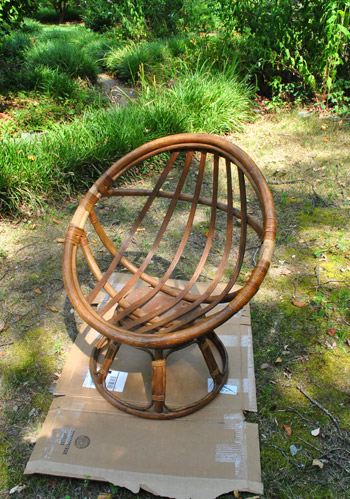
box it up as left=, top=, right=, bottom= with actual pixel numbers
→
left=33, top=7, right=82, bottom=23
left=140, top=65, right=253, bottom=135
left=33, top=66, right=81, bottom=99
left=32, top=7, right=58, bottom=23
left=105, top=40, right=171, bottom=81
left=81, top=0, right=120, bottom=32
left=0, top=0, right=37, bottom=30
left=20, top=17, right=42, bottom=33
left=81, top=0, right=146, bottom=37
left=26, top=41, right=99, bottom=82
left=105, top=37, right=194, bottom=82
left=31, top=26, right=110, bottom=70
left=104, top=34, right=239, bottom=84
left=217, top=0, right=350, bottom=102
left=0, top=31, right=33, bottom=59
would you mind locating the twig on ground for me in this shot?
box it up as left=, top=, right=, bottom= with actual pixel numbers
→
left=0, top=269, right=10, bottom=281
left=296, top=436, right=320, bottom=452
left=320, top=447, right=350, bottom=457
left=0, top=341, right=13, bottom=347
left=268, top=178, right=329, bottom=206
left=271, top=444, right=305, bottom=468
left=297, top=385, right=344, bottom=438
left=318, top=452, right=350, bottom=472
left=10, top=310, right=32, bottom=325
left=336, top=163, right=347, bottom=203
left=0, top=434, right=15, bottom=448
left=14, top=242, right=36, bottom=255
left=277, top=407, right=314, bottom=423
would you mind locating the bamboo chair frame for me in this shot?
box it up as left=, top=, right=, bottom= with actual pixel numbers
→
left=63, top=133, right=276, bottom=419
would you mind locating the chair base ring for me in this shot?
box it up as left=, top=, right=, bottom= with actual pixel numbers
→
left=89, top=331, right=229, bottom=419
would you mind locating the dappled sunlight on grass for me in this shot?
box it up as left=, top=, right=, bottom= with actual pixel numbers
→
left=1, top=104, right=349, bottom=496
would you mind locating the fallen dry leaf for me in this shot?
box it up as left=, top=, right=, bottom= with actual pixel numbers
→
left=34, top=288, right=42, bottom=294
left=1, top=351, right=6, bottom=357
left=292, top=299, right=307, bottom=308
left=9, top=485, right=27, bottom=494
left=311, top=428, right=320, bottom=437
left=52, top=218, right=62, bottom=224
left=260, top=363, right=270, bottom=370
left=327, top=328, right=336, bottom=337
left=27, top=155, right=36, bottom=161
left=325, top=340, right=337, bottom=350
left=280, top=269, right=292, bottom=276
left=275, top=357, right=283, bottom=364
left=97, top=494, right=113, bottom=499
left=312, top=458, right=324, bottom=469
left=233, top=491, right=240, bottom=499
left=283, top=424, right=292, bottom=436
left=46, top=305, right=59, bottom=313
left=56, top=238, right=65, bottom=243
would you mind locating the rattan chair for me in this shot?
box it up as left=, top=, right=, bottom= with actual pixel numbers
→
left=63, top=133, right=276, bottom=419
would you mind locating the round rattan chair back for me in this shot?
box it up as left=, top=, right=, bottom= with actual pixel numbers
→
left=63, top=133, right=276, bottom=418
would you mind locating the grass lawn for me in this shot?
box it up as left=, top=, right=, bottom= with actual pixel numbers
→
left=0, top=110, right=349, bottom=498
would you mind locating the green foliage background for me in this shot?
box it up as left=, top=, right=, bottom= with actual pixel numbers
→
left=218, top=0, right=350, bottom=101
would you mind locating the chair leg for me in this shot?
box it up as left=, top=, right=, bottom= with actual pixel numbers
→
left=197, top=335, right=221, bottom=385
left=96, top=340, right=120, bottom=385
left=152, top=358, right=166, bottom=413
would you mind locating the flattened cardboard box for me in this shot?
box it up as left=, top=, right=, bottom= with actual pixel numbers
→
left=25, top=275, right=263, bottom=498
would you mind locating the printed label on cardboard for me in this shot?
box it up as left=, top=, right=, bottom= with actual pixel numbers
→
left=83, top=370, right=128, bottom=392
left=208, top=379, right=238, bottom=395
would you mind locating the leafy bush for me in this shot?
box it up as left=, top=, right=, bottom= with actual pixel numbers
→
left=81, top=0, right=146, bottom=38
left=33, top=7, right=82, bottom=23
left=217, top=0, right=350, bottom=102
left=81, top=0, right=120, bottom=32
left=0, top=0, right=37, bottom=31
left=179, top=0, right=222, bottom=34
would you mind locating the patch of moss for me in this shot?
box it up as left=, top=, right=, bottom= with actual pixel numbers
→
left=0, top=328, right=55, bottom=390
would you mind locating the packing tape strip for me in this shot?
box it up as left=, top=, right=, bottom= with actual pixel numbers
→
left=216, top=416, right=248, bottom=478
